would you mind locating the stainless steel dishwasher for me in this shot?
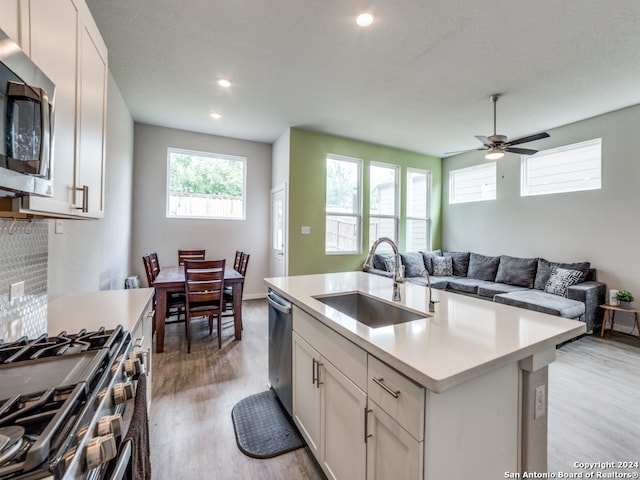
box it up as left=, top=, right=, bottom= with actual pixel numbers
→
left=267, top=288, right=293, bottom=416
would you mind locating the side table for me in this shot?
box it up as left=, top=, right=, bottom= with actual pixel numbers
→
left=599, top=304, right=640, bottom=337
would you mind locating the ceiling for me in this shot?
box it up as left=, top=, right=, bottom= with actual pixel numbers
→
left=84, top=0, right=640, bottom=159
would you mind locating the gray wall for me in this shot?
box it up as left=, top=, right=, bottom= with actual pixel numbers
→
left=48, top=73, right=134, bottom=298
left=442, top=104, right=640, bottom=333
left=131, top=124, right=272, bottom=298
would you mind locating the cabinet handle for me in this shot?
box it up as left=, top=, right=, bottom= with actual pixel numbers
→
left=372, top=377, right=400, bottom=398
left=316, top=361, right=323, bottom=389
left=146, top=310, right=155, bottom=318
left=364, top=407, right=372, bottom=443
left=312, top=358, right=317, bottom=385
left=75, top=185, right=89, bottom=212
left=134, top=336, right=144, bottom=348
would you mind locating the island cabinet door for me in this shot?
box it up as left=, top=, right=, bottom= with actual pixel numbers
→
left=292, top=332, right=321, bottom=458
left=321, top=359, right=366, bottom=480
left=366, top=400, right=423, bottom=480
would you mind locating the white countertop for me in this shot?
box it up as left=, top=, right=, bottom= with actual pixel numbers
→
left=47, top=288, right=154, bottom=335
left=265, top=272, right=586, bottom=392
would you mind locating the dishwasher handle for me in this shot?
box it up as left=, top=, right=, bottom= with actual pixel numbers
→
left=267, top=291, right=292, bottom=314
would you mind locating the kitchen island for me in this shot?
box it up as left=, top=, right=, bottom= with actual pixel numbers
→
left=265, top=272, right=585, bottom=480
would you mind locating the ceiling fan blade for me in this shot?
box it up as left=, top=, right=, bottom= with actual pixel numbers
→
left=505, top=147, right=538, bottom=155
left=506, top=132, right=550, bottom=146
left=443, top=147, right=489, bottom=157
left=475, top=135, right=493, bottom=147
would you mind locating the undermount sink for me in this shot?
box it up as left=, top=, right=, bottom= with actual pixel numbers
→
left=314, top=292, right=428, bottom=328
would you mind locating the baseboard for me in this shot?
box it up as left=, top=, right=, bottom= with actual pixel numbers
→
left=243, top=292, right=267, bottom=301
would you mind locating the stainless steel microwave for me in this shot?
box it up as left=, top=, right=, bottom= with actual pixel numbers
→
left=0, top=27, right=55, bottom=197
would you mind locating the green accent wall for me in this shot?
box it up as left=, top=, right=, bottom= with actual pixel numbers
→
left=288, top=128, right=442, bottom=275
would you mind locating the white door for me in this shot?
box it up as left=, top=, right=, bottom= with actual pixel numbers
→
left=366, top=401, right=423, bottom=480
left=270, top=184, right=286, bottom=276
left=292, top=332, right=321, bottom=458
left=321, top=359, right=367, bottom=480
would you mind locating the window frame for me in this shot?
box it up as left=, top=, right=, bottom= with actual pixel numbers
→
left=325, top=154, right=363, bottom=255
left=449, top=162, right=497, bottom=205
left=369, top=161, right=400, bottom=248
left=166, top=147, right=247, bottom=220
left=520, top=138, right=602, bottom=197
left=405, top=167, right=432, bottom=251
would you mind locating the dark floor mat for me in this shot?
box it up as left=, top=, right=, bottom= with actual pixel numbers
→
left=231, top=389, right=305, bottom=458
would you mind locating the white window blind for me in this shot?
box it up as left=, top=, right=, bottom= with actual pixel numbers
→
left=406, top=168, right=431, bottom=251
left=369, top=163, right=398, bottom=253
left=521, top=138, right=601, bottom=197
left=449, top=162, right=497, bottom=204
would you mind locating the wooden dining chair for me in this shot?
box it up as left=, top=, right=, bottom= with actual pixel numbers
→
left=178, top=249, right=206, bottom=266
left=143, top=254, right=186, bottom=336
left=223, top=252, right=249, bottom=328
left=149, top=252, right=160, bottom=279
left=232, top=250, right=243, bottom=271
left=184, top=259, right=226, bottom=353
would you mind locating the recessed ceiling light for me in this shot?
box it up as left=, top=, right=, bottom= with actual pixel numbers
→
left=210, top=112, right=222, bottom=119
left=355, top=11, right=375, bottom=27
left=218, top=79, right=231, bottom=88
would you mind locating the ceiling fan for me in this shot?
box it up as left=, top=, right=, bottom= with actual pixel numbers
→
left=448, top=94, right=550, bottom=159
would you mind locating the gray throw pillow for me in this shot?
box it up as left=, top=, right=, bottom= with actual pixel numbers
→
left=443, top=251, right=470, bottom=277
left=420, top=249, right=442, bottom=275
left=372, top=254, right=390, bottom=271
left=467, top=253, right=501, bottom=281
left=544, top=266, right=583, bottom=297
left=432, top=256, right=453, bottom=276
left=383, top=256, right=396, bottom=272
left=534, top=258, right=591, bottom=290
left=495, top=255, right=538, bottom=288
left=400, top=252, right=426, bottom=278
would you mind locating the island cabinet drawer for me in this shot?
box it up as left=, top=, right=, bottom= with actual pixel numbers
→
left=293, top=306, right=367, bottom=391
left=367, top=355, right=425, bottom=441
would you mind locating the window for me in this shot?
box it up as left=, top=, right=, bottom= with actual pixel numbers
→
left=406, top=168, right=431, bottom=251
left=167, top=148, right=246, bottom=219
left=449, top=162, right=497, bottom=204
left=369, top=163, right=399, bottom=253
left=325, top=155, right=362, bottom=254
left=521, top=138, right=601, bottom=197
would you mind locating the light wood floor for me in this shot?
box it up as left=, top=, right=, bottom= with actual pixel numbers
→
left=149, top=299, right=640, bottom=479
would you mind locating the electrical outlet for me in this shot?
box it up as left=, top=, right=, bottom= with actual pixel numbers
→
left=10, top=281, right=25, bottom=302
left=55, top=220, right=64, bottom=234
left=534, top=385, right=546, bottom=419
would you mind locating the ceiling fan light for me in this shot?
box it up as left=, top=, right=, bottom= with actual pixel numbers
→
left=485, top=148, right=504, bottom=160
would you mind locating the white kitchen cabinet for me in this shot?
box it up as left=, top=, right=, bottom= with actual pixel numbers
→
left=292, top=307, right=367, bottom=480
left=366, top=400, right=422, bottom=480
left=74, top=1, right=107, bottom=218
left=3, top=0, right=107, bottom=219
left=0, top=0, right=28, bottom=49
left=130, top=298, right=154, bottom=408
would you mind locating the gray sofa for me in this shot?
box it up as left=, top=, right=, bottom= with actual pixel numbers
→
left=366, top=250, right=606, bottom=333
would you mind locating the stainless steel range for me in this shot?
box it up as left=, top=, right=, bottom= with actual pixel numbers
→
left=0, top=326, right=144, bottom=480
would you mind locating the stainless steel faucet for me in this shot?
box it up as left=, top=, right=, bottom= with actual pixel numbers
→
left=420, top=268, right=438, bottom=313
left=363, top=237, right=404, bottom=301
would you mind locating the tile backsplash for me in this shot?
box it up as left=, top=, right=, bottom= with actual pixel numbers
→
left=0, top=218, right=48, bottom=341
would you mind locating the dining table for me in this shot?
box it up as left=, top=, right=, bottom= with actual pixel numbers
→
left=152, top=265, right=244, bottom=353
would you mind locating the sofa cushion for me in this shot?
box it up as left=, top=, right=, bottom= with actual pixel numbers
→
left=383, top=256, right=397, bottom=272
left=400, top=252, right=426, bottom=277
left=494, top=290, right=585, bottom=319
left=494, top=255, right=538, bottom=288
left=544, top=266, right=583, bottom=297
left=466, top=253, right=501, bottom=281
left=534, top=258, right=591, bottom=290
left=408, top=275, right=452, bottom=290
left=443, top=251, right=470, bottom=276
left=372, top=254, right=393, bottom=271
left=432, top=256, right=453, bottom=276
left=420, top=249, right=442, bottom=275
left=477, top=282, right=529, bottom=299
left=447, top=278, right=482, bottom=295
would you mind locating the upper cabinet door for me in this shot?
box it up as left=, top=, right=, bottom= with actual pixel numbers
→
left=75, top=3, right=107, bottom=218
left=26, top=0, right=80, bottom=216
left=0, top=0, right=29, bottom=51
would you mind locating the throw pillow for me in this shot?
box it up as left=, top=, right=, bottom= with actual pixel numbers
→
left=400, top=252, right=426, bottom=278
left=383, top=255, right=396, bottom=273
left=420, top=249, right=442, bottom=275
left=442, top=251, right=471, bottom=276
left=534, top=258, right=591, bottom=290
left=466, top=253, right=501, bottom=281
left=432, top=256, right=453, bottom=276
left=495, top=255, right=538, bottom=288
left=544, top=266, right=583, bottom=297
